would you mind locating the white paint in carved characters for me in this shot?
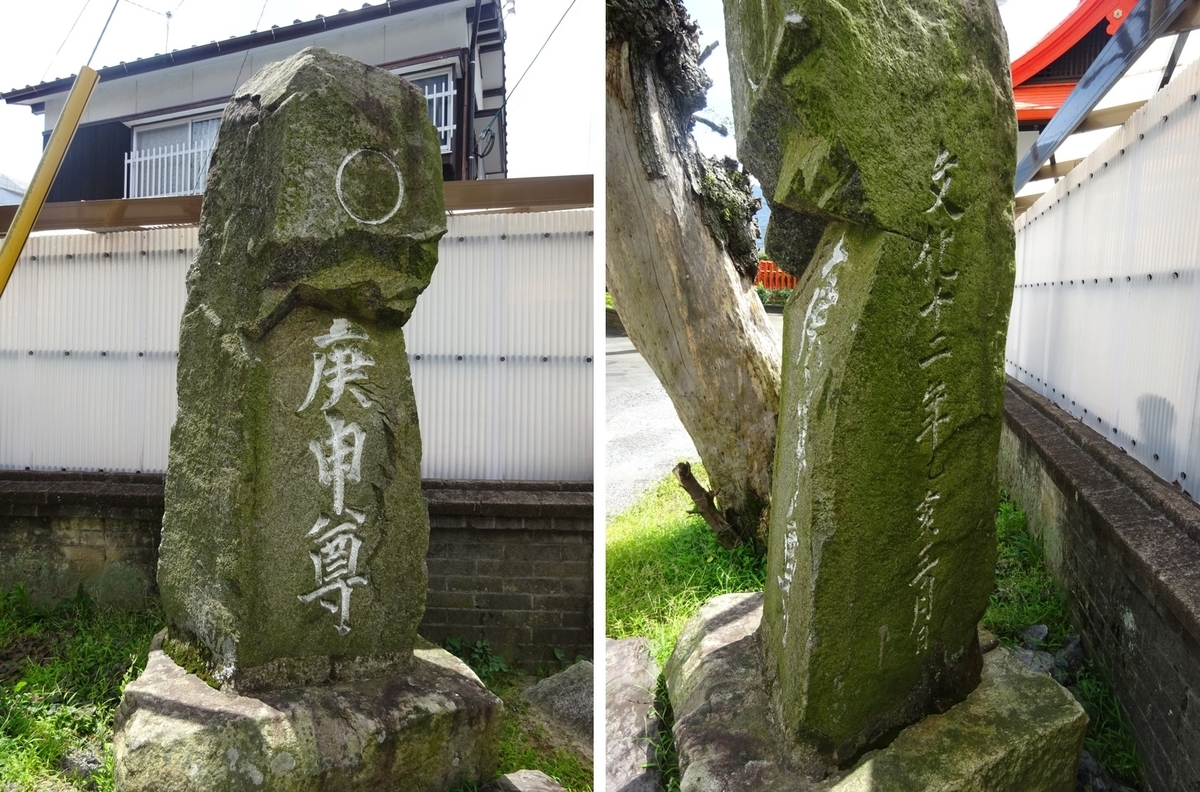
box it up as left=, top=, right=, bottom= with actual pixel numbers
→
left=924, top=148, right=963, bottom=220
left=310, top=414, right=366, bottom=516
left=299, top=511, right=368, bottom=635
left=778, top=235, right=848, bottom=649
left=298, top=318, right=376, bottom=411
left=335, top=148, right=404, bottom=225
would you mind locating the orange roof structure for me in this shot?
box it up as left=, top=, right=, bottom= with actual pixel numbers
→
left=1012, top=0, right=1136, bottom=124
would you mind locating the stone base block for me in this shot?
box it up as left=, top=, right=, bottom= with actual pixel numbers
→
left=114, top=631, right=503, bottom=791
left=665, top=593, right=1088, bottom=792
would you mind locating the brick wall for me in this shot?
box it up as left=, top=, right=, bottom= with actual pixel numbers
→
left=0, top=474, right=593, bottom=669
left=0, top=472, right=162, bottom=609
left=1000, top=379, right=1200, bottom=792
left=423, top=480, right=593, bottom=667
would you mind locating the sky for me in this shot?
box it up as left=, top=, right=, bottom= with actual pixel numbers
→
left=0, top=0, right=600, bottom=187
left=683, top=0, right=1079, bottom=160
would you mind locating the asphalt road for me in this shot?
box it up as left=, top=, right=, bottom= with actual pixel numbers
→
left=604, top=311, right=784, bottom=520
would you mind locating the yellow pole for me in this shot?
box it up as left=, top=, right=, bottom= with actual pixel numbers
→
left=0, top=66, right=100, bottom=302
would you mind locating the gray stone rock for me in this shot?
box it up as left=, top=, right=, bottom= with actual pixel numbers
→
left=605, top=637, right=661, bottom=792
left=1022, top=623, right=1050, bottom=649
left=665, top=593, right=830, bottom=792
left=156, top=45, right=446, bottom=693
left=482, top=769, right=567, bottom=792
left=114, top=631, right=502, bottom=791
left=523, top=660, right=593, bottom=762
left=1077, top=748, right=1135, bottom=792
left=666, top=593, right=1089, bottom=792
left=59, top=749, right=102, bottom=781
left=1013, top=648, right=1057, bottom=676
left=725, top=0, right=1019, bottom=762
left=1057, top=633, right=1085, bottom=672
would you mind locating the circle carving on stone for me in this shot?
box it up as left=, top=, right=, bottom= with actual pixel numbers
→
left=335, top=149, right=404, bottom=225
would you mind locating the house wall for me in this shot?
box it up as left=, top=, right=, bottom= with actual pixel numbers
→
left=39, top=4, right=472, bottom=131
left=999, top=379, right=1200, bottom=792
left=0, top=472, right=593, bottom=668
left=43, top=121, right=131, bottom=202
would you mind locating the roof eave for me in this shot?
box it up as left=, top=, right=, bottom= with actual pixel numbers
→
left=2, top=0, right=480, bottom=104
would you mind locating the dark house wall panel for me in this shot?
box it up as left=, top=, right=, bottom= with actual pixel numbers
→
left=43, top=121, right=130, bottom=202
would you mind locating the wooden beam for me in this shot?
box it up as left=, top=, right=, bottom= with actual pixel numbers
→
left=1015, top=193, right=1043, bottom=215
left=443, top=174, right=593, bottom=211
left=1033, top=158, right=1084, bottom=181
left=1168, top=0, right=1200, bottom=32
left=0, top=174, right=594, bottom=235
left=1077, top=101, right=1146, bottom=132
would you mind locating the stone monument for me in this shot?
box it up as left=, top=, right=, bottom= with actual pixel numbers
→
left=664, top=2, right=1089, bottom=789
left=113, top=47, right=501, bottom=790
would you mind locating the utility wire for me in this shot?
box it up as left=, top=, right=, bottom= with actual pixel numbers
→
left=230, top=0, right=271, bottom=95
left=87, top=0, right=122, bottom=68
left=121, top=0, right=165, bottom=15
left=41, top=0, right=96, bottom=82
left=480, top=0, right=578, bottom=140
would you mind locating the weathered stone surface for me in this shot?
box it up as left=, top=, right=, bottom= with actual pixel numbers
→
left=724, top=0, right=1017, bottom=760
left=763, top=217, right=1011, bottom=759
left=666, top=594, right=1087, bottom=792
left=156, top=46, right=445, bottom=692
left=523, top=660, right=594, bottom=762
left=606, top=637, right=661, bottom=792
left=482, top=769, right=568, bottom=792
left=724, top=0, right=1015, bottom=256
left=114, top=632, right=502, bottom=791
left=836, top=648, right=1087, bottom=791
left=665, top=593, right=828, bottom=792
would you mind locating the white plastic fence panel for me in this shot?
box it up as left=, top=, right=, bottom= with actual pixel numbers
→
left=1008, top=56, right=1200, bottom=493
left=0, top=209, right=594, bottom=481
left=0, top=229, right=192, bottom=474
left=406, top=210, right=594, bottom=481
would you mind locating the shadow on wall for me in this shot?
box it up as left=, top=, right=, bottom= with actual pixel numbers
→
left=1137, top=394, right=1176, bottom=487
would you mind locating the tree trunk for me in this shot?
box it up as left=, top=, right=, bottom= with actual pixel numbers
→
left=606, top=0, right=781, bottom=551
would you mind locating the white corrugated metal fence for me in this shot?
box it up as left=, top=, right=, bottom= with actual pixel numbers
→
left=1007, top=57, right=1200, bottom=494
left=0, top=209, right=593, bottom=481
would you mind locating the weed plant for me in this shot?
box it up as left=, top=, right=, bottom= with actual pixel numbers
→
left=445, top=637, right=592, bottom=792
left=609, top=476, right=1145, bottom=789
left=983, top=499, right=1070, bottom=644
left=0, top=586, right=162, bottom=790
left=983, top=495, right=1144, bottom=788
left=606, top=467, right=766, bottom=665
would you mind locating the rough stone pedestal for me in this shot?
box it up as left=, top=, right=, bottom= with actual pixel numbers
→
left=665, top=594, right=1087, bottom=792
left=114, top=631, right=502, bottom=791
left=606, top=637, right=662, bottom=792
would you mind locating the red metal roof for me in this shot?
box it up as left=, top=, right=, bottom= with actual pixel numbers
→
left=1011, top=0, right=1136, bottom=122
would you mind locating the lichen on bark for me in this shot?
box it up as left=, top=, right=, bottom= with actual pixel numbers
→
left=607, top=0, right=781, bottom=552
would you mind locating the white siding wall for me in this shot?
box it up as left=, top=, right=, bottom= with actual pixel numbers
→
left=1007, top=58, right=1200, bottom=493
left=0, top=209, right=593, bottom=481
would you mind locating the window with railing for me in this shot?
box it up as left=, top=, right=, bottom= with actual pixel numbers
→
left=123, top=68, right=456, bottom=199
left=125, top=116, right=220, bottom=199
left=410, top=71, right=456, bottom=154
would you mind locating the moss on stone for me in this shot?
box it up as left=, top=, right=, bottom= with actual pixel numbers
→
left=162, top=633, right=221, bottom=689
left=157, top=47, right=444, bottom=693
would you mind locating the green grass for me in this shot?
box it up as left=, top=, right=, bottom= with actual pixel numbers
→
left=983, top=499, right=1070, bottom=645
left=983, top=495, right=1144, bottom=789
left=0, top=589, right=593, bottom=792
left=606, top=465, right=767, bottom=665
left=489, top=672, right=593, bottom=792
left=445, top=641, right=593, bottom=792
left=609, top=475, right=1145, bottom=789
left=0, top=586, right=163, bottom=791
